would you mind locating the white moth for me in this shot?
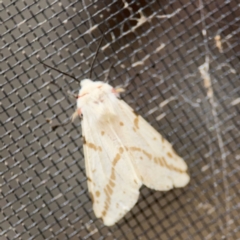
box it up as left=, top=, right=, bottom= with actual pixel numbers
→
left=73, top=79, right=190, bottom=226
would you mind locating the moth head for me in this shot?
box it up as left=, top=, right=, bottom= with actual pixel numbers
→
left=77, top=79, right=118, bottom=120
left=78, top=79, right=113, bottom=97
left=80, top=79, right=94, bottom=88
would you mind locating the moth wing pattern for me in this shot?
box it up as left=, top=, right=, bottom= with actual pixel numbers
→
left=82, top=112, right=142, bottom=226
left=79, top=80, right=189, bottom=226
left=115, top=100, right=190, bottom=191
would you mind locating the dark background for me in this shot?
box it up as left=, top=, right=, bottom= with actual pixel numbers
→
left=1, top=0, right=240, bottom=239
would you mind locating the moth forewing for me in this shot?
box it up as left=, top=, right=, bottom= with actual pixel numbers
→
left=81, top=106, right=142, bottom=226
left=77, top=79, right=190, bottom=226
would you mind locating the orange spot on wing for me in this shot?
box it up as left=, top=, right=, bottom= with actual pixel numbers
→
left=120, top=122, right=124, bottom=126
left=101, top=131, right=105, bottom=135
left=167, top=152, right=173, bottom=158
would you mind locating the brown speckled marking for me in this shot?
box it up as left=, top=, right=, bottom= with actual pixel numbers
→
left=130, top=146, right=141, bottom=152
left=82, top=136, right=86, bottom=144
left=110, top=169, right=116, bottom=180
left=87, top=142, right=97, bottom=151
left=102, top=182, right=114, bottom=217
left=161, top=157, right=184, bottom=173
left=101, top=150, right=123, bottom=218
left=134, top=117, right=139, bottom=130
left=109, top=179, right=115, bottom=187
left=153, top=137, right=157, bottom=141
left=96, top=191, right=100, bottom=197
left=167, top=152, right=173, bottom=158
left=129, top=146, right=152, bottom=160
left=86, top=141, right=102, bottom=152
left=161, top=157, right=167, bottom=168
left=142, top=150, right=152, bottom=160
left=106, top=184, right=113, bottom=195
left=102, top=193, right=110, bottom=217
left=119, top=122, right=124, bottom=126
left=87, top=177, right=92, bottom=182
left=158, top=157, right=164, bottom=166
left=101, top=131, right=105, bottom=135
left=102, top=210, right=107, bottom=217
left=119, top=147, right=124, bottom=154
left=113, top=153, right=121, bottom=166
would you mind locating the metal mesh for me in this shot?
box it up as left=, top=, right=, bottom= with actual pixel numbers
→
left=1, top=0, right=240, bottom=239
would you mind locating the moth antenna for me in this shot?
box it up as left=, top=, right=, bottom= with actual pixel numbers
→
left=36, top=56, right=81, bottom=83
left=89, top=35, right=104, bottom=79
left=49, top=81, right=78, bottom=99
left=104, top=63, right=114, bottom=83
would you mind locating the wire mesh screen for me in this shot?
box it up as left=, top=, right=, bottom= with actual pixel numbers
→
left=1, top=0, right=240, bottom=239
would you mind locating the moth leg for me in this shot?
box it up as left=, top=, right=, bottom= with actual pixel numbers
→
left=112, top=87, right=125, bottom=96
left=72, top=108, right=82, bottom=121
